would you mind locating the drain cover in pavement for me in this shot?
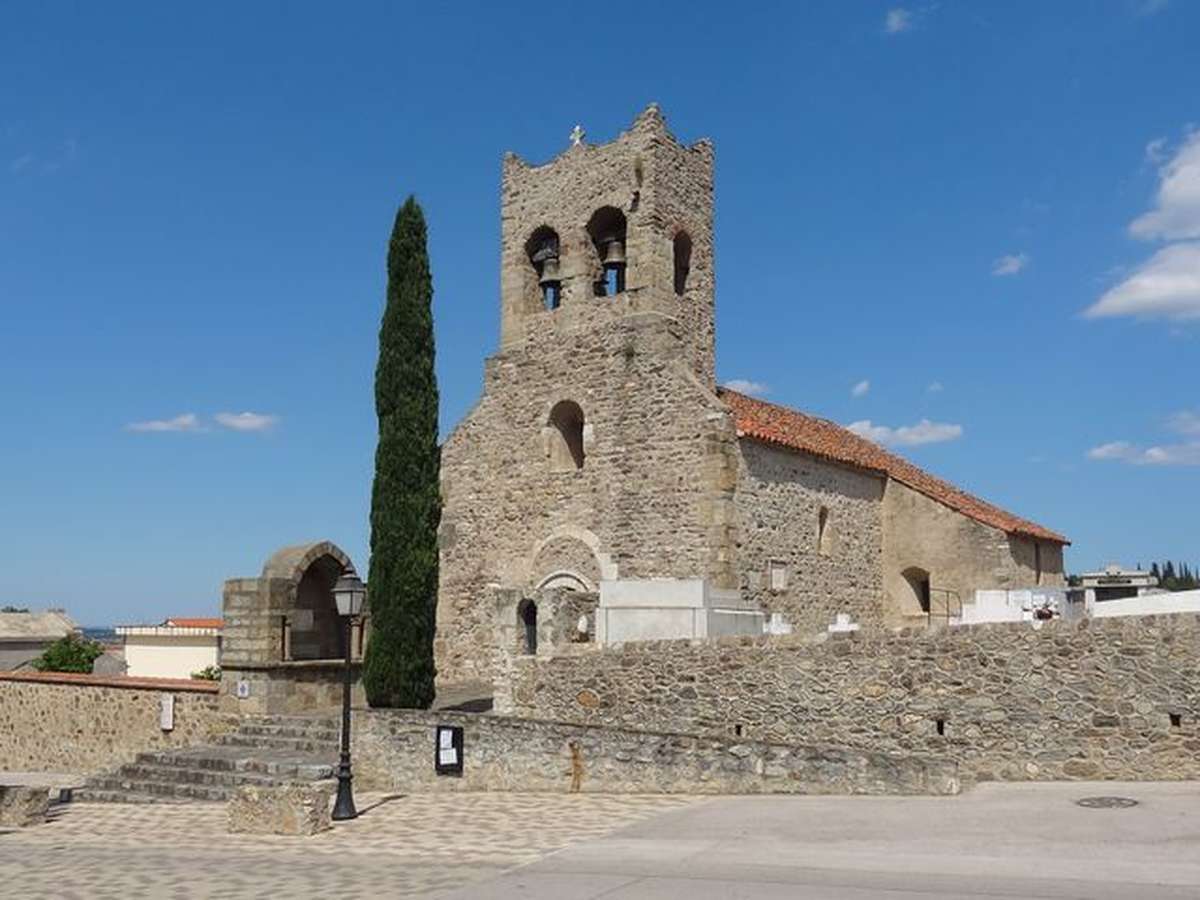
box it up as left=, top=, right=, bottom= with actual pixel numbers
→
left=1075, top=796, right=1139, bottom=809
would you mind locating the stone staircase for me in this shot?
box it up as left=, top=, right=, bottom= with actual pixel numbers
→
left=77, top=715, right=340, bottom=804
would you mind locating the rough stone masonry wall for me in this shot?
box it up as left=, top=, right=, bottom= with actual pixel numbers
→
left=0, top=671, right=236, bottom=776
left=351, top=708, right=958, bottom=796
left=735, top=439, right=886, bottom=633
left=505, top=615, right=1200, bottom=782
left=436, top=314, right=737, bottom=686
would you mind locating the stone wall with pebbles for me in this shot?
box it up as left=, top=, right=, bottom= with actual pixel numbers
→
left=503, top=615, right=1200, bottom=781
left=0, top=671, right=235, bottom=775
left=351, top=708, right=959, bottom=795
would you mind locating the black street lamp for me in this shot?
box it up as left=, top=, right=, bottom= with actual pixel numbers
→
left=331, top=566, right=366, bottom=821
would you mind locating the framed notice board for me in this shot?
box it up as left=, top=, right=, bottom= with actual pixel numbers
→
left=435, top=724, right=464, bottom=776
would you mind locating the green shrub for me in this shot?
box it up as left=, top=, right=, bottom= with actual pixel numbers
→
left=191, top=665, right=221, bottom=681
left=32, top=633, right=105, bottom=673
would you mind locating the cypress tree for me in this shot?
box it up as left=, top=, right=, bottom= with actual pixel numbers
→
left=363, top=196, right=440, bottom=709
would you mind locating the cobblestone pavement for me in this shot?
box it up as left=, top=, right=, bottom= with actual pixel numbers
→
left=0, top=792, right=701, bottom=898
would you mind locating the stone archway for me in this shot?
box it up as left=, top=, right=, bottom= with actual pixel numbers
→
left=262, top=542, right=355, bottom=661
left=220, top=540, right=364, bottom=714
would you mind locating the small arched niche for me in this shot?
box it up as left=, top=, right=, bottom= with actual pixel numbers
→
left=901, top=566, right=932, bottom=615
left=547, top=400, right=585, bottom=471
left=525, top=226, right=562, bottom=310
left=587, top=207, right=627, bottom=297
left=673, top=230, right=692, bottom=296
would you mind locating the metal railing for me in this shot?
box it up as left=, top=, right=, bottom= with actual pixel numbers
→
left=926, top=588, right=962, bottom=627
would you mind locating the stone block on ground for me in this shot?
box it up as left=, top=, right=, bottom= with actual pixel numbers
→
left=0, top=785, right=50, bottom=827
left=226, top=780, right=335, bottom=836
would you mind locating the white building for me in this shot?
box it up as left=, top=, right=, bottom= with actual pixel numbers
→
left=115, top=617, right=221, bottom=679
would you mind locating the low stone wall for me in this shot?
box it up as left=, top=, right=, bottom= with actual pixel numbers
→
left=0, top=671, right=236, bottom=776
left=351, top=709, right=959, bottom=795
left=501, top=615, right=1200, bottom=782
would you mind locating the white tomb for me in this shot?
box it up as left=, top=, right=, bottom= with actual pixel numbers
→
left=595, top=579, right=764, bottom=644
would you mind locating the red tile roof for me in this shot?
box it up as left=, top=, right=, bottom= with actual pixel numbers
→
left=164, top=617, right=223, bottom=629
left=719, top=388, right=1069, bottom=545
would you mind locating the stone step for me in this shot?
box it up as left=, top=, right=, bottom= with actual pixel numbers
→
left=74, top=788, right=186, bottom=805
left=135, top=749, right=333, bottom=777
left=233, top=722, right=342, bottom=741
left=241, top=715, right=340, bottom=731
left=83, top=777, right=238, bottom=803
left=113, top=764, right=303, bottom=790
left=216, top=734, right=339, bottom=754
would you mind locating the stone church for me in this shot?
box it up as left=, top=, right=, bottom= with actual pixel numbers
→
left=435, top=105, right=1067, bottom=689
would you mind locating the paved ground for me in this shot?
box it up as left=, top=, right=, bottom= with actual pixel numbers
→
left=448, top=782, right=1200, bottom=899
left=2, top=783, right=1198, bottom=898
left=0, top=791, right=695, bottom=898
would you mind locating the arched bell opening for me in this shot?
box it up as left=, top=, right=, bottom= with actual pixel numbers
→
left=526, top=225, right=562, bottom=310
left=587, top=207, right=627, bottom=297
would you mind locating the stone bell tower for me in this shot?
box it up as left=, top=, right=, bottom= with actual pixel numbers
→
left=497, top=103, right=716, bottom=386
left=436, top=105, right=736, bottom=689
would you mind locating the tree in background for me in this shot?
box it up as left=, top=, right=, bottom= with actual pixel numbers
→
left=362, top=196, right=440, bottom=709
left=33, top=633, right=104, bottom=673
left=1148, top=560, right=1199, bottom=592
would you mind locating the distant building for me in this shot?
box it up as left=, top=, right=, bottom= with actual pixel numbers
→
left=115, top=617, right=222, bottom=679
left=0, top=609, right=79, bottom=670
left=1078, top=564, right=1159, bottom=603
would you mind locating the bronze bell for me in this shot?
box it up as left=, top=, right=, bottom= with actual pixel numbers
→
left=602, top=238, right=626, bottom=267
left=538, top=254, right=561, bottom=286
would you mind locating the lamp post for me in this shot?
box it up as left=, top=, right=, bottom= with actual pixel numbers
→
left=331, top=566, right=366, bottom=821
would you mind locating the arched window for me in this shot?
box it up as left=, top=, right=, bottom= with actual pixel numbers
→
left=817, top=507, right=832, bottom=556
left=548, top=400, right=585, bottom=471
left=525, top=226, right=562, bottom=310
left=517, top=599, right=538, bottom=655
left=673, top=231, right=692, bottom=296
left=586, top=207, right=627, bottom=296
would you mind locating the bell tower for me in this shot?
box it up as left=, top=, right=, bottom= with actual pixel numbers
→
left=497, top=104, right=716, bottom=386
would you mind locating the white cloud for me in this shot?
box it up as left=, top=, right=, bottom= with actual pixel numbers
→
left=215, top=411, right=279, bottom=432
left=846, top=418, right=963, bottom=447
left=1087, top=440, right=1200, bottom=466
left=1144, top=137, right=1169, bottom=165
left=1085, top=241, right=1200, bottom=320
left=722, top=379, right=769, bottom=397
left=9, top=153, right=33, bottom=174
left=1136, top=0, right=1170, bottom=16
left=126, top=413, right=201, bottom=433
left=1130, top=131, right=1200, bottom=241
left=991, top=253, right=1029, bottom=276
left=926, top=381, right=944, bottom=393
left=885, top=8, right=913, bottom=33
left=851, top=379, right=870, bottom=398
left=1167, top=409, right=1200, bottom=436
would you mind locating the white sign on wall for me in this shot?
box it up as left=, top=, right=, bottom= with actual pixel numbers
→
left=159, top=693, right=175, bottom=731
left=236, top=680, right=251, bottom=699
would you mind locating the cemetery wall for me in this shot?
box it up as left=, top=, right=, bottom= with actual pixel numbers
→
left=501, top=615, right=1200, bottom=782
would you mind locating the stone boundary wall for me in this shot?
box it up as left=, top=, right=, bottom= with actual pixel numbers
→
left=0, top=671, right=236, bottom=775
left=502, top=615, right=1200, bottom=782
left=351, top=709, right=959, bottom=796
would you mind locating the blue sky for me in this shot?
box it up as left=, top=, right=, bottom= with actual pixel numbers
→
left=2, top=2, right=1197, bottom=625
